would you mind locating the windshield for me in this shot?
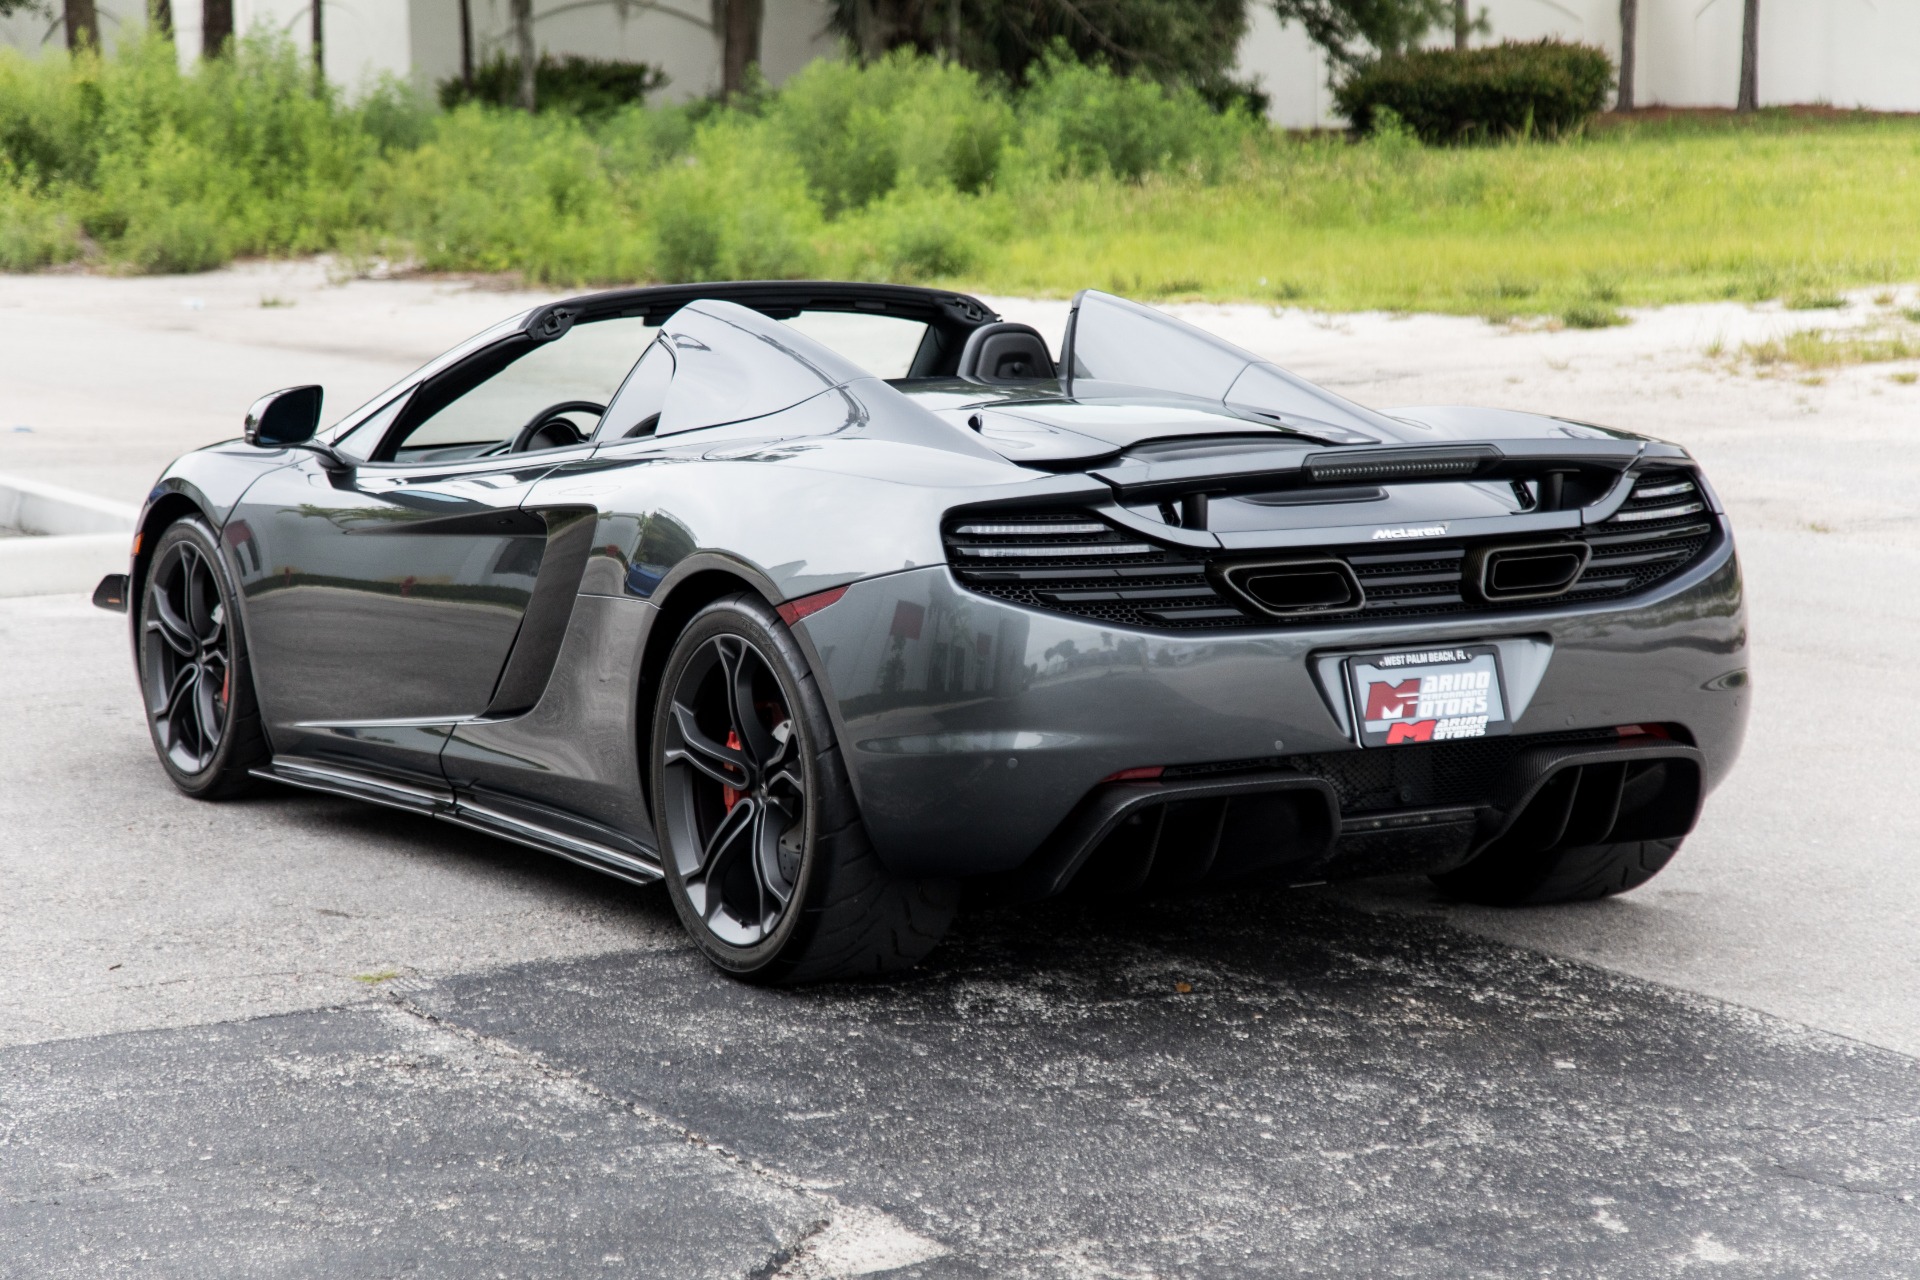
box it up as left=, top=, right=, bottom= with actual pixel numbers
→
left=1060, top=290, right=1389, bottom=444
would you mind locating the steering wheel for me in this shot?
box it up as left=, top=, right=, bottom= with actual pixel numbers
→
left=507, top=400, right=605, bottom=454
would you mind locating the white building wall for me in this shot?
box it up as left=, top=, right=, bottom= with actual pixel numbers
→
left=0, top=0, right=836, bottom=103
left=1233, top=5, right=1341, bottom=128
left=396, top=0, right=838, bottom=103
left=1248, top=0, right=1920, bottom=127
left=3, top=1, right=1916, bottom=119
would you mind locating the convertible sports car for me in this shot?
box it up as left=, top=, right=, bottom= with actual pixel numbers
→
left=96, top=282, right=1748, bottom=982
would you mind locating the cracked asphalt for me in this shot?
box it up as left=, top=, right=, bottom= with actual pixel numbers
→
left=4, top=265, right=1920, bottom=1277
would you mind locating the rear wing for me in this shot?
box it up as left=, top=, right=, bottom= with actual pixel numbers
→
left=1090, top=438, right=1689, bottom=531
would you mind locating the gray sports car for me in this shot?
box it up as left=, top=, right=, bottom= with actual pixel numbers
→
left=96, top=282, right=1748, bottom=982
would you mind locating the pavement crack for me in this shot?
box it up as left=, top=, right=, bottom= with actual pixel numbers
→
left=372, top=987, right=942, bottom=1275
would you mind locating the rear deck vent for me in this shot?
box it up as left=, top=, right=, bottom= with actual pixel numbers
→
left=1568, top=469, right=1716, bottom=601
left=945, top=476, right=1718, bottom=632
left=944, top=511, right=1255, bottom=630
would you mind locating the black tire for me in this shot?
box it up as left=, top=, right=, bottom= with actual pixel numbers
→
left=650, top=593, right=957, bottom=983
left=138, top=517, right=270, bottom=800
left=1431, top=835, right=1684, bottom=907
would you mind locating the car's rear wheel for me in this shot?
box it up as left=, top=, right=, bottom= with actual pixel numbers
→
left=138, top=517, right=270, bottom=799
left=1431, top=835, right=1684, bottom=906
left=651, top=594, right=957, bottom=983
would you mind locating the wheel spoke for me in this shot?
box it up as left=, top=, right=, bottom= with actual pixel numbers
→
left=159, top=663, right=196, bottom=735
left=766, top=764, right=804, bottom=799
left=753, top=801, right=792, bottom=909
left=148, top=594, right=197, bottom=658
left=185, top=551, right=220, bottom=644
left=692, top=794, right=756, bottom=896
left=191, top=665, right=224, bottom=754
left=718, top=637, right=779, bottom=770
left=666, top=703, right=747, bottom=788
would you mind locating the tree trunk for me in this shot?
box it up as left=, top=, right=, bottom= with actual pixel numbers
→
left=511, top=0, right=536, bottom=112
left=150, top=0, right=174, bottom=40
left=310, top=0, right=324, bottom=87
left=719, top=0, right=764, bottom=97
left=1736, top=0, right=1759, bottom=112
left=1616, top=0, right=1637, bottom=112
left=202, top=0, right=233, bottom=57
left=65, top=0, right=100, bottom=50
left=1453, top=0, right=1468, bottom=51
left=852, top=0, right=879, bottom=62
left=458, top=0, right=474, bottom=89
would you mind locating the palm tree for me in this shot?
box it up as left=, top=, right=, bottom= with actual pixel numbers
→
left=511, top=0, right=535, bottom=111
left=1616, top=0, right=1636, bottom=111
left=202, top=0, right=232, bottom=57
left=457, top=0, right=474, bottom=92
left=310, top=0, right=324, bottom=86
left=64, top=0, right=99, bottom=49
left=718, top=0, right=764, bottom=97
left=1736, top=0, right=1759, bottom=112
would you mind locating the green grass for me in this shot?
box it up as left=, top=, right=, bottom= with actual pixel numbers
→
left=983, top=121, right=1920, bottom=314
left=1739, top=328, right=1920, bottom=370
left=7, top=34, right=1920, bottom=317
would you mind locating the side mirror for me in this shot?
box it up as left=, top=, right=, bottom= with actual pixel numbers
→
left=244, top=385, right=324, bottom=447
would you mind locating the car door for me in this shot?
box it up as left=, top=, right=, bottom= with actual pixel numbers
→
left=227, top=314, right=655, bottom=781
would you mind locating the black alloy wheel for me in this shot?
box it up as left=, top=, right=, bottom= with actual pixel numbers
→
left=138, top=518, right=268, bottom=798
left=651, top=594, right=958, bottom=983
left=659, top=632, right=807, bottom=947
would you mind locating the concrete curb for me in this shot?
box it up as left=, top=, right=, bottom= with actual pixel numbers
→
left=0, top=475, right=138, bottom=599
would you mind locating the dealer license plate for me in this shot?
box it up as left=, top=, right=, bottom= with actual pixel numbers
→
left=1345, top=645, right=1511, bottom=747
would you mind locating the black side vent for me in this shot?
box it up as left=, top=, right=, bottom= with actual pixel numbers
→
left=943, top=511, right=1258, bottom=630
left=1569, top=469, right=1716, bottom=600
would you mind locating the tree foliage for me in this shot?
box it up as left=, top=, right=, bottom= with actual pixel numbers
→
left=1269, top=0, right=1454, bottom=70
left=823, top=0, right=1254, bottom=103
left=823, top=0, right=1461, bottom=103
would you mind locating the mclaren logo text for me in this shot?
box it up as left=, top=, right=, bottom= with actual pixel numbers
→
left=1371, top=524, right=1450, bottom=541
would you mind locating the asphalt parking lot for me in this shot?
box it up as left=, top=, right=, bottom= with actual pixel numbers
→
left=4, top=265, right=1919, bottom=1277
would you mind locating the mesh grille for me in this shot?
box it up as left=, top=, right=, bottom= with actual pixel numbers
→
left=943, top=470, right=1718, bottom=632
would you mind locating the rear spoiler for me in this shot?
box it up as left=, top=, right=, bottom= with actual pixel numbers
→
left=1100, top=436, right=1651, bottom=497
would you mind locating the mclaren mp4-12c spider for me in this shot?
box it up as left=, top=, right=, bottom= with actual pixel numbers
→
left=97, top=282, right=1748, bottom=981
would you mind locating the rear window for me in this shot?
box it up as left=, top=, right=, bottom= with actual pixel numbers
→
left=779, top=312, right=928, bottom=379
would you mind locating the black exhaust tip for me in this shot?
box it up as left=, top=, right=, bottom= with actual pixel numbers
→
left=1217, top=557, right=1365, bottom=617
left=1468, top=541, right=1592, bottom=603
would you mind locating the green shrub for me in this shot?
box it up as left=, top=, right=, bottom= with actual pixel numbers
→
left=644, top=117, right=820, bottom=281
left=0, top=172, right=82, bottom=269
left=1335, top=41, right=1613, bottom=145
left=439, top=53, right=667, bottom=117
left=1016, top=52, right=1254, bottom=181
left=767, top=53, right=1011, bottom=215
left=840, top=185, right=987, bottom=282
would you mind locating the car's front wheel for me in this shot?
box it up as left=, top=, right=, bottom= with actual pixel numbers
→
left=138, top=516, right=270, bottom=799
left=650, top=593, right=957, bottom=983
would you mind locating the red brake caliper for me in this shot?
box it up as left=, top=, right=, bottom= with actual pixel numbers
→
left=721, top=729, right=743, bottom=812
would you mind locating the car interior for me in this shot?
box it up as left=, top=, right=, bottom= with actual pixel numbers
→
left=327, top=284, right=1062, bottom=466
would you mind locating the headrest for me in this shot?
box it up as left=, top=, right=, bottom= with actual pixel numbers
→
left=956, top=323, right=1057, bottom=383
